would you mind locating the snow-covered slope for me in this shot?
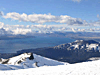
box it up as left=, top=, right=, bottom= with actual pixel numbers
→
left=0, top=59, right=100, bottom=75
left=0, top=53, right=66, bottom=70
left=0, top=52, right=100, bottom=75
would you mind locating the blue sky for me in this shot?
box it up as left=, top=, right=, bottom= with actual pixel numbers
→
left=0, top=0, right=100, bottom=26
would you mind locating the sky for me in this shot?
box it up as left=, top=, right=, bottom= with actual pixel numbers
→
left=0, top=0, right=100, bottom=26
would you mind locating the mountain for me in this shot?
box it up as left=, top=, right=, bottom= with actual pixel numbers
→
left=17, top=40, right=100, bottom=63
left=0, top=58, right=100, bottom=75
left=0, top=53, right=66, bottom=70
left=0, top=40, right=100, bottom=75
left=54, top=40, right=100, bottom=52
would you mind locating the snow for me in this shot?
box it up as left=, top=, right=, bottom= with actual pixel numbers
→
left=0, top=60, right=100, bottom=75
left=75, top=40, right=83, bottom=42
left=33, top=54, right=66, bottom=66
left=0, top=53, right=100, bottom=75
left=70, top=40, right=100, bottom=51
left=0, top=53, right=66, bottom=70
left=88, top=44, right=98, bottom=50
left=72, top=44, right=79, bottom=49
left=7, top=53, right=31, bottom=65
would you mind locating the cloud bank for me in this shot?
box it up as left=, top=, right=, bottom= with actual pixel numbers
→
left=0, top=21, right=100, bottom=36
left=3, top=12, right=86, bottom=25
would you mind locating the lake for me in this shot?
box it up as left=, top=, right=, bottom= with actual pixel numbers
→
left=0, top=36, right=75, bottom=53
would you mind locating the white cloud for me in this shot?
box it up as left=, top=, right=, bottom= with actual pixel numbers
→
left=72, top=0, right=81, bottom=2
left=0, top=11, right=4, bottom=16
left=0, top=21, right=100, bottom=35
left=3, top=12, right=85, bottom=25
left=0, top=22, right=4, bottom=28
left=12, top=28, right=32, bottom=35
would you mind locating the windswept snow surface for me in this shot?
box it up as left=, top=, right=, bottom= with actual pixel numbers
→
left=0, top=60, right=100, bottom=75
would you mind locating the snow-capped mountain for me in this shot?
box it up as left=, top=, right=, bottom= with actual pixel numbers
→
left=0, top=53, right=66, bottom=70
left=54, top=40, right=100, bottom=52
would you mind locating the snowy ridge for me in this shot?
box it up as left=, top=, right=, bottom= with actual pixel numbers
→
left=0, top=47, right=100, bottom=75
left=0, top=53, right=66, bottom=70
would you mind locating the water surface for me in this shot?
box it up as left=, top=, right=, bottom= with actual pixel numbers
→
left=0, top=36, right=75, bottom=53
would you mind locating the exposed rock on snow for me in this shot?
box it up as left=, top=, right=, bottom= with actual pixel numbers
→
left=0, top=53, right=66, bottom=70
left=0, top=53, right=33, bottom=65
